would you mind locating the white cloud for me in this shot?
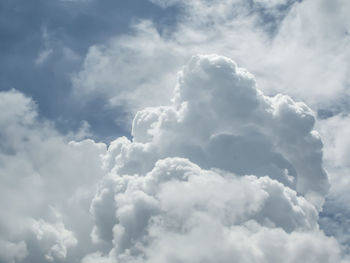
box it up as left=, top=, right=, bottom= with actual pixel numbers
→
left=0, top=54, right=348, bottom=261
left=0, top=90, right=106, bottom=262
left=29, top=210, right=77, bottom=262
left=105, top=55, right=328, bottom=204
left=2, top=0, right=350, bottom=261
left=87, top=157, right=341, bottom=262
left=72, top=21, right=182, bottom=112
left=71, top=2, right=350, bottom=254
left=84, top=55, right=346, bottom=262
left=74, top=0, right=350, bottom=112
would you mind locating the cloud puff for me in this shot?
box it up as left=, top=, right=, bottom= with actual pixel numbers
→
left=87, top=158, right=340, bottom=263
left=0, top=55, right=347, bottom=262
left=0, top=90, right=106, bottom=262
left=28, top=210, right=77, bottom=262
left=85, top=55, right=342, bottom=262
left=2, top=0, right=350, bottom=261
left=105, top=55, right=328, bottom=203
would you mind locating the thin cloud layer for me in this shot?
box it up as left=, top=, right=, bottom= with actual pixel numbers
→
left=74, top=0, right=350, bottom=112
left=317, top=115, right=350, bottom=251
left=87, top=158, right=338, bottom=263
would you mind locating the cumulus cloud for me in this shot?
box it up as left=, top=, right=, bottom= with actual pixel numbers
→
left=1, top=55, right=349, bottom=262
left=2, top=0, right=350, bottom=261
left=0, top=90, right=106, bottom=262
left=87, top=158, right=340, bottom=263
left=84, top=55, right=344, bottom=262
left=72, top=2, right=350, bottom=251
left=29, top=210, right=77, bottom=262
left=113, top=55, right=328, bottom=203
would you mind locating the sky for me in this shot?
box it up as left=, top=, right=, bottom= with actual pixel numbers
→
left=1, top=0, right=350, bottom=262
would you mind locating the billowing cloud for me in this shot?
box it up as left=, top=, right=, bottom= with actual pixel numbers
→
left=106, top=55, right=328, bottom=202
left=0, top=90, right=106, bottom=262
left=2, top=0, right=350, bottom=261
left=72, top=2, right=350, bottom=251
left=0, top=55, right=349, bottom=262
left=87, top=158, right=340, bottom=263
left=84, top=55, right=344, bottom=262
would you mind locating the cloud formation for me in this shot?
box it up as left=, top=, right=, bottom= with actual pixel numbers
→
left=114, top=55, right=328, bottom=201
left=75, top=0, right=350, bottom=114
left=72, top=2, right=350, bottom=249
left=0, top=90, right=106, bottom=262
left=87, top=158, right=339, bottom=263
left=317, top=115, right=350, bottom=251
left=0, top=0, right=178, bottom=139
left=0, top=55, right=348, bottom=262
left=85, top=55, right=342, bottom=262
left=2, top=0, right=350, bottom=261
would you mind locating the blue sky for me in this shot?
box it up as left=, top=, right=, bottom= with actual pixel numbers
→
left=1, top=0, right=350, bottom=262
